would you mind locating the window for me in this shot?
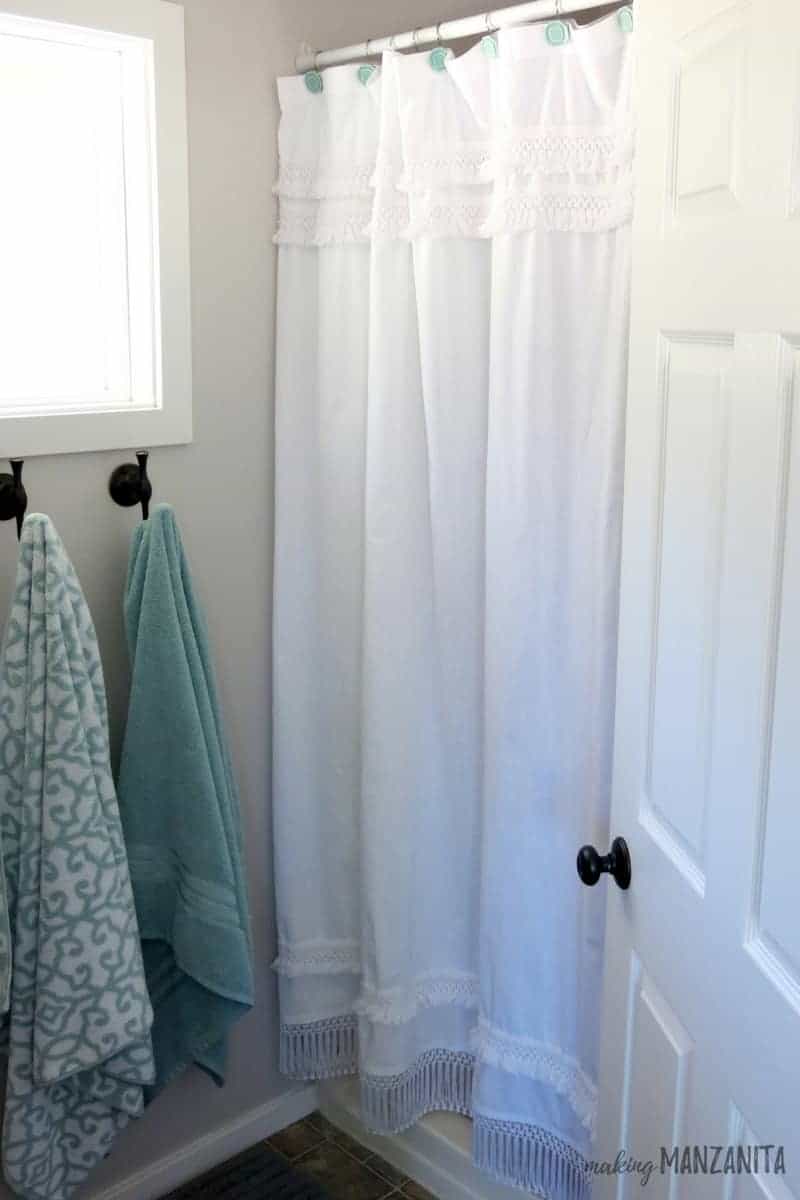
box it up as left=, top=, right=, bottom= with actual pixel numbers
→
left=0, top=2, right=191, bottom=455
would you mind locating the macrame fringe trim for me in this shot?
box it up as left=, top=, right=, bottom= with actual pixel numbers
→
left=279, top=1015, right=358, bottom=1080
left=279, top=1031, right=594, bottom=1200
left=474, top=1114, right=592, bottom=1200
left=361, top=1049, right=474, bottom=1134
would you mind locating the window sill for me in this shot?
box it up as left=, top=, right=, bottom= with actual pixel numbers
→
left=0, top=398, right=192, bottom=458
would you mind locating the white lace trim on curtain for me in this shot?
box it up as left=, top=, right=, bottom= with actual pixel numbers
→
left=272, top=161, right=375, bottom=199
left=354, top=972, right=479, bottom=1024
left=272, top=938, right=361, bottom=976
left=274, top=122, right=634, bottom=245
left=274, top=196, right=374, bottom=246
left=369, top=183, right=633, bottom=241
left=384, top=125, right=634, bottom=192
left=501, top=124, right=634, bottom=176
left=275, top=180, right=633, bottom=244
left=274, top=942, right=478, bottom=1018
left=473, top=1018, right=598, bottom=1135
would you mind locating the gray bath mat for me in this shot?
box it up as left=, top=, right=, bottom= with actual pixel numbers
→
left=162, top=1141, right=330, bottom=1199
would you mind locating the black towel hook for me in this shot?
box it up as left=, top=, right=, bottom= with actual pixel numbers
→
left=0, top=459, right=28, bottom=539
left=109, top=450, right=152, bottom=520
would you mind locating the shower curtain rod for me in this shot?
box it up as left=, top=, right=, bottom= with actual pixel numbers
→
left=295, top=0, right=624, bottom=71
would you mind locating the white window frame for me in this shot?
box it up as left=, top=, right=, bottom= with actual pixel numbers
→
left=0, top=0, right=192, bottom=456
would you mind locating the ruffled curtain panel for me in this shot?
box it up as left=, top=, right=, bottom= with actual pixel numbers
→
left=273, top=13, right=633, bottom=1198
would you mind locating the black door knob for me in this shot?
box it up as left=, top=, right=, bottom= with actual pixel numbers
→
left=577, top=836, right=631, bottom=890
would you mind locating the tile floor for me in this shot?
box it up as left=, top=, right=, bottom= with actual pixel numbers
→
left=267, top=1113, right=438, bottom=1200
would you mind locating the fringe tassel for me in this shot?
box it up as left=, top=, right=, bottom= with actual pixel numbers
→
left=279, top=1015, right=358, bottom=1080
left=361, top=1050, right=474, bottom=1134
left=473, top=1114, right=592, bottom=1200
left=281, top=1030, right=591, bottom=1200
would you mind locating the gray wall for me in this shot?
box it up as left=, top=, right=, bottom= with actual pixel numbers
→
left=0, top=1, right=534, bottom=1196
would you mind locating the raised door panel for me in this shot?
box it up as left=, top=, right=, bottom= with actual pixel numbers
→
left=644, top=334, right=734, bottom=892
left=747, top=337, right=800, bottom=1009
left=667, top=2, right=750, bottom=229
left=614, top=954, right=693, bottom=1200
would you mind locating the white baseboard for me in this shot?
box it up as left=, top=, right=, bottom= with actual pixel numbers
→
left=94, top=1084, right=318, bottom=1200
left=319, top=1080, right=519, bottom=1200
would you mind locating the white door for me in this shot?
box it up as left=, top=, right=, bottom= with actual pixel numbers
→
left=595, top=0, right=800, bottom=1195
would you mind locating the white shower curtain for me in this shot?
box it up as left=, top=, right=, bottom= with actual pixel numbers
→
left=273, top=12, right=633, bottom=1197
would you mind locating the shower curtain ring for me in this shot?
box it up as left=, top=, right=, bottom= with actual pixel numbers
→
left=435, top=21, right=443, bottom=44
left=364, top=38, right=371, bottom=58
left=313, top=49, right=320, bottom=70
left=485, top=10, right=494, bottom=30
left=412, top=26, right=421, bottom=47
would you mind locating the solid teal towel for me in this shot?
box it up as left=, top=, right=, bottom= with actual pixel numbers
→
left=117, top=504, right=254, bottom=1099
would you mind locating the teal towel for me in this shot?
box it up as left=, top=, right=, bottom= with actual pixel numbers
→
left=0, top=515, right=154, bottom=1200
left=116, top=504, right=254, bottom=1098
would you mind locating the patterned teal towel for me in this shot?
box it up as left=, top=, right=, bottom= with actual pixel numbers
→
left=117, top=504, right=254, bottom=1098
left=0, top=515, right=155, bottom=1200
